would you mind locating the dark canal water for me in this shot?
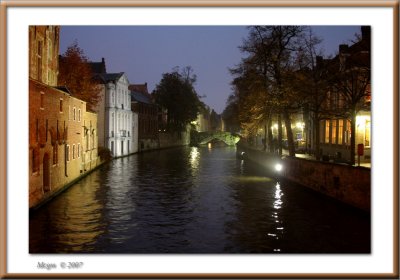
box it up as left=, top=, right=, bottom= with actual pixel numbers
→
left=29, top=146, right=370, bottom=253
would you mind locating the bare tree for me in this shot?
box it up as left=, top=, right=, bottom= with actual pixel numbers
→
left=233, top=26, right=305, bottom=156
left=329, top=44, right=371, bottom=164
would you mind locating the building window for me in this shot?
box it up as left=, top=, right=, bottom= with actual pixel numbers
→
left=66, top=145, right=70, bottom=162
left=60, top=99, right=63, bottom=113
left=73, top=107, right=76, bottom=121
left=78, top=109, right=81, bottom=122
left=345, top=120, right=351, bottom=145
left=36, top=119, right=39, bottom=143
left=77, top=143, right=81, bottom=157
left=32, top=148, right=39, bottom=173
left=91, top=130, right=95, bottom=149
left=331, top=120, right=337, bottom=144
left=338, top=120, right=344, bottom=145
left=365, top=119, right=371, bottom=147
left=40, top=92, right=45, bottom=109
left=47, top=39, right=52, bottom=63
left=46, top=119, right=48, bottom=142
left=37, top=41, right=43, bottom=82
left=72, top=144, right=75, bottom=159
left=325, top=120, right=330, bottom=144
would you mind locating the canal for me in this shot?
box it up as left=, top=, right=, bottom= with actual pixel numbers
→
left=29, top=146, right=370, bottom=253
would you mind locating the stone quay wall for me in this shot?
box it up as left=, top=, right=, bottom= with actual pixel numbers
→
left=237, top=143, right=370, bottom=212
left=158, top=130, right=190, bottom=149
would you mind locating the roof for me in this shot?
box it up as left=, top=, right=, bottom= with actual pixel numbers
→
left=55, top=85, right=71, bottom=94
left=88, top=58, right=107, bottom=74
left=131, top=91, right=153, bottom=104
left=129, top=83, right=149, bottom=94
left=95, top=72, right=125, bottom=84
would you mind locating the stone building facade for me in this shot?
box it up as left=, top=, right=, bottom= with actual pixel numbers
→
left=93, top=71, right=136, bottom=157
left=29, top=26, right=60, bottom=86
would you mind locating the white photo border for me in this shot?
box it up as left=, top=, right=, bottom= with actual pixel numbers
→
left=2, top=1, right=398, bottom=278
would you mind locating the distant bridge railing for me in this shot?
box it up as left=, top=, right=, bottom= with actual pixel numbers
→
left=190, top=131, right=241, bottom=146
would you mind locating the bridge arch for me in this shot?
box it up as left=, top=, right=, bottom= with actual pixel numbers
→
left=191, top=131, right=240, bottom=146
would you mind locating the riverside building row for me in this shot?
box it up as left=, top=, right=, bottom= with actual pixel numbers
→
left=29, top=26, right=139, bottom=209
left=29, top=26, right=102, bottom=208
left=252, top=26, right=371, bottom=164
left=28, top=25, right=196, bottom=209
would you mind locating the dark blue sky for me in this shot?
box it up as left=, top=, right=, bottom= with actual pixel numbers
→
left=60, top=26, right=360, bottom=114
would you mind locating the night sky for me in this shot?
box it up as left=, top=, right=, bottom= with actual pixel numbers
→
left=60, top=26, right=360, bottom=114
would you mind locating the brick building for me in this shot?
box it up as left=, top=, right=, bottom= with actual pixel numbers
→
left=130, top=83, right=159, bottom=151
left=29, top=26, right=99, bottom=209
left=317, top=26, right=371, bottom=163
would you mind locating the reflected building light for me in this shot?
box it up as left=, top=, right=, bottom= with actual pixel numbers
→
left=273, top=183, right=283, bottom=209
left=190, top=147, right=200, bottom=170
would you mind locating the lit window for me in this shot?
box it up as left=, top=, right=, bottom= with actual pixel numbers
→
left=338, top=120, right=344, bottom=145
left=325, top=120, right=330, bottom=144
left=331, top=120, right=337, bottom=144
left=365, top=119, right=371, bottom=147
left=345, top=120, right=351, bottom=145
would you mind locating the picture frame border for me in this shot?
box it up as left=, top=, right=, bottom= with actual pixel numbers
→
left=0, top=0, right=398, bottom=278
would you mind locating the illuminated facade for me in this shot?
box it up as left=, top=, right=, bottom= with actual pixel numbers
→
left=29, top=26, right=99, bottom=209
left=95, top=73, right=135, bottom=157
left=318, top=26, right=371, bottom=163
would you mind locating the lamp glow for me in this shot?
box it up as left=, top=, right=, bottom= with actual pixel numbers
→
left=275, top=163, right=283, bottom=172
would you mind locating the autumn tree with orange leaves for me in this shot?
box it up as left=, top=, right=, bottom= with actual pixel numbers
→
left=58, top=41, right=101, bottom=111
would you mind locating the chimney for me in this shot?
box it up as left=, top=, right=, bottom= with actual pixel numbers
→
left=361, top=26, right=371, bottom=41
left=101, top=57, right=106, bottom=73
left=339, top=44, right=349, bottom=54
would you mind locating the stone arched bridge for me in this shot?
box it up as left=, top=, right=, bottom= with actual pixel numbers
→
left=191, top=131, right=241, bottom=146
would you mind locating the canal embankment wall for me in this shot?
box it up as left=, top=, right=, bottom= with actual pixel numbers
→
left=133, top=130, right=191, bottom=153
left=237, top=144, right=371, bottom=212
left=159, top=130, right=190, bottom=149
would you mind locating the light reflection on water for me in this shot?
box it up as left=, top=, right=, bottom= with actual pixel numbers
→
left=30, top=146, right=370, bottom=253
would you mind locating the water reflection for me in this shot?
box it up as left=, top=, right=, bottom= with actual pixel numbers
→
left=273, top=183, right=283, bottom=209
left=29, top=171, right=106, bottom=253
left=189, top=146, right=200, bottom=171
left=30, top=146, right=370, bottom=253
